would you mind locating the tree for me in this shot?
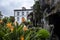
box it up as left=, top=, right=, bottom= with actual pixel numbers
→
left=27, top=12, right=33, bottom=22
left=10, top=16, right=15, bottom=22
left=3, top=17, right=8, bottom=23
left=33, top=1, right=43, bottom=27
left=0, top=11, right=3, bottom=19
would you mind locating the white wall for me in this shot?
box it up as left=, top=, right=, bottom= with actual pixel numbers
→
left=14, top=10, right=32, bottom=24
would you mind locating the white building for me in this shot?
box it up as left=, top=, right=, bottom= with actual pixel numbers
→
left=14, top=7, right=33, bottom=24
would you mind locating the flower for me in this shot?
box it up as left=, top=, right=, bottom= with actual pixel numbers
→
left=20, top=36, right=24, bottom=40
left=0, top=20, right=3, bottom=23
left=6, top=22, right=12, bottom=28
left=14, top=21, right=17, bottom=26
left=10, top=26, right=14, bottom=32
left=21, top=17, right=25, bottom=22
left=6, top=22, right=14, bottom=32
left=23, top=25, right=28, bottom=31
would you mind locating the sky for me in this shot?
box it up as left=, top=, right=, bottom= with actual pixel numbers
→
left=0, top=0, right=34, bottom=17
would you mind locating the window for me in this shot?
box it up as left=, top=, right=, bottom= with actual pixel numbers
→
left=26, top=11, right=29, bottom=15
left=22, top=11, right=24, bottom=15
left=17, top=17, right=19, bottom=21
left=17, top=12, right=19, bottom=16
left=27, top=11, right=29, bottom=13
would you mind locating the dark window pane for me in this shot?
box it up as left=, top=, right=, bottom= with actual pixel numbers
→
left=22, top=11, right=24, bottom=15
left=17, top=12, right=19, bottom=16
left=27, top=11, right=29, bottom=13
left=17, top=17, right=19, bottom=21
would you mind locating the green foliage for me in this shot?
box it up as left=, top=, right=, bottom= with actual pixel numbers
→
left=10, top=16, right=15, bottom=22
left=3, top=17, right=8, bottom=23
left=36, top=29, right=50, bottom=39
left=28, top=1, right=43, bottom=27
left=33, top=1, right=43, bottom=19
left=0, top=17, right=50, bottom=40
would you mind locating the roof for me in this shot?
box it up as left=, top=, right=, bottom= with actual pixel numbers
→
left=14, top=9, right=33, bottom=11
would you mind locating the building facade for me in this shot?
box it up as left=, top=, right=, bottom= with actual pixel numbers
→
left=14, top=7, right=33, bottom=24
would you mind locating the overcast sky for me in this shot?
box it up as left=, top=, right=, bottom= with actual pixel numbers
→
left=0, top=0, right=34, bottom=17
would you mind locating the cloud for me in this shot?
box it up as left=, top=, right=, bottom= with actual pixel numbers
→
left=0, top=0, right=34, bottom=17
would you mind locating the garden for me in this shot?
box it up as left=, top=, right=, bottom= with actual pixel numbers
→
left=0, top=17, right=50, bottom=40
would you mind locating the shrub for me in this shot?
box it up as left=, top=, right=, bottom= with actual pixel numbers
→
left=37, top=29, right=50, bottom=39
